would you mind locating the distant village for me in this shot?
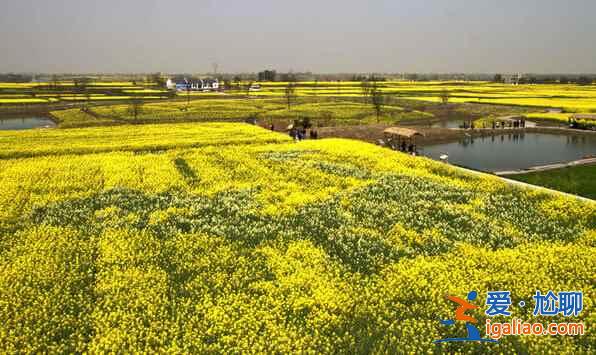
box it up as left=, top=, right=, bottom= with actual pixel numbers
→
left=166, top=77, right=220, bottom=92
left=3, top=71, right=596, bottom=87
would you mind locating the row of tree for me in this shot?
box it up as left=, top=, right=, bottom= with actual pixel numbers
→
left=280, top=77, right=387, bottom=122
left=493, top=74, right=594, bottom=85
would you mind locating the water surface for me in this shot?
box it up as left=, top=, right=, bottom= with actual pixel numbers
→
left=422, top=132, right=596, bottom=172
left=0, top=117, right=56, bottom=130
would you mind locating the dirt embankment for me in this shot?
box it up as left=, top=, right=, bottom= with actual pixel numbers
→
left=318, top=125, right=596, bottom=146
left=317, top=124, right=462, bottom=145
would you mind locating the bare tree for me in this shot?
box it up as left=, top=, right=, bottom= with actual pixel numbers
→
left=186, top=83, right=191, bottom=110
left=361, top=80, right=372, bottom=104
left=370, top=81, right=384, bottom=123
left=224, top=79, right=232, bottom=91
left=74, top=77, right=92, bottom=112
left=233, top=75, right=242, bottom=91
left=83, top=91, right=92, bottom=112
left=284, top=80, right=297, bottom=110
left=127, top=97, right=144, bottom=122
left=51, top=75, right=60, bottom=91
left=150, top=73, right=166, bottom=88
left=245, top=81, right=253, bottom=97
left=440, top=89, right=450, bottom=105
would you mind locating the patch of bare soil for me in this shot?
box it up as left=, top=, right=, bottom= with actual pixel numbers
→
left=318, top=124, right=467, bottom=145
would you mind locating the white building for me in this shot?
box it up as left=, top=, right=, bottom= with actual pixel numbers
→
left=503, top=73, right=523, bottom=85
left=166, top=77, right=219, bottom=91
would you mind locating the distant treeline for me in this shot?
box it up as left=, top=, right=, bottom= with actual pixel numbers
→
left=2, top=71, right=595, bottom=84
left=519, top=76, right=594, bottom=85
left=0, top=74, right=33, bottom=83
left=493, top=73, right=595, bottom=85
left=243, top=71, right=596, bottom=83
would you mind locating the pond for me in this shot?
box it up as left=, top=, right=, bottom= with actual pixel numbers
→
left=430, top=120, right=469, bottom=129
left=0, top=116, right=56, bottom=130
left=421, top=132, right=596, bottom=172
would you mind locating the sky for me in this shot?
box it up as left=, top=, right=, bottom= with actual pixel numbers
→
left=1, top=0, right=595, bottom=74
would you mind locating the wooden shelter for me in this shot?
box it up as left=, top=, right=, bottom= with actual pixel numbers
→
left=383, top=127, right=424, bottom=153
left=383, top=127, right=424, bottom=138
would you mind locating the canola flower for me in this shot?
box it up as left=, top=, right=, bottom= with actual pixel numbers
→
left=23, top=81, right=596, bottom=128
left=0, top=123, right=593, bottom=353
left=50, top=98, right=430, bottom=128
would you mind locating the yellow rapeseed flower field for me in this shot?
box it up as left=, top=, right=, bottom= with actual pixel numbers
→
left=0, top=122, right=593, bottom=353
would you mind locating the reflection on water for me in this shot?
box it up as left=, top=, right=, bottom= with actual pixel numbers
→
left=430, top=120, right=467, bottom=129
left=0, top=117, right=56, bottom=130
left=422, top=132, right=596, bottom=172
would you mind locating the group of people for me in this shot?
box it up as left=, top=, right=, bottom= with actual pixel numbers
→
left=268, top=123, right=319, bottom=140
left=461, top=121, right=476, bottom=129
left=385, top=137, right=417, bottom=155
left=398, top=141, right=417, bottom=154
left=490, top=118, right=526, bottom=129
left=288, top=127, right=318, bottom=140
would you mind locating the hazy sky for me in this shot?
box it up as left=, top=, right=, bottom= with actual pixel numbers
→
left=1, top=0, right=595, bottom=73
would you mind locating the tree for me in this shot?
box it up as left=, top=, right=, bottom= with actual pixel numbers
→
left=245, top=81, right=253, bottom=97
left=361, top=80, right=372, bottom=104
left=233, top=75, right=242, bottom=91
left=493, top=74, right=503, bottom=83
left=224, top=79, right=232, bottom=91
left=284, top=80, right=297, bottom=110
left=370, top=81, right=384, bottom=123
left=279, top=72, right=297, bottom=82
left=82, top=91, right=92, bottom=112
left=74, top=77, right=92, bottom=111
left=440, top=90, right=450, bottom=105
left=50, top=75, right=60, bottom=91
left=150, top=73, right=167, bottom=88
left=186, top=83, right=191, bottom=110
left=127, top=98, right=144, bottom=122
left=0, top=73, right=32, bottom=83
left=577, top=76, right=592, bottom=85
left=258, top=70, right=276, bottom=82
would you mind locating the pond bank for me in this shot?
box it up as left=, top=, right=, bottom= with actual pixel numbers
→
left=452, top=164, right=595, bottom=203
left=318, top=124, right=596, bottom=146
left=495, top=157, right=596, bottom=176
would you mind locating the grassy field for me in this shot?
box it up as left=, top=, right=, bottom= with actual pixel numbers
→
left=0, top=123, right=593, bottom=353
left=50, top=98, right=432, bottom=128
left=253, top=81, right=596, bottom=125
left=0, top=122, right=289, bottom=159
left=3, top=80, right=596, bottom=126
left=0, top=80, right=171, bottom=105
left=508, top=164, right=596, bottom=200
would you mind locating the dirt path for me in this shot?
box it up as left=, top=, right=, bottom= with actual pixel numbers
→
left=318, top=124, right=596, bottom=146
left=495, top=157, right=596, bottom=176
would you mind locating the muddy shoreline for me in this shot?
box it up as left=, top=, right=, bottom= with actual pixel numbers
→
left=318, top=124, right=596, bottom=146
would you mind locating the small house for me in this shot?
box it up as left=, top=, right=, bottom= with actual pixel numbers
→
left=166, top=77, right=219, bottom=91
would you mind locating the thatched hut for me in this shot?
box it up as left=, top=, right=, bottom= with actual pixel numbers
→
left=383, top=127, right=424, bottom=152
